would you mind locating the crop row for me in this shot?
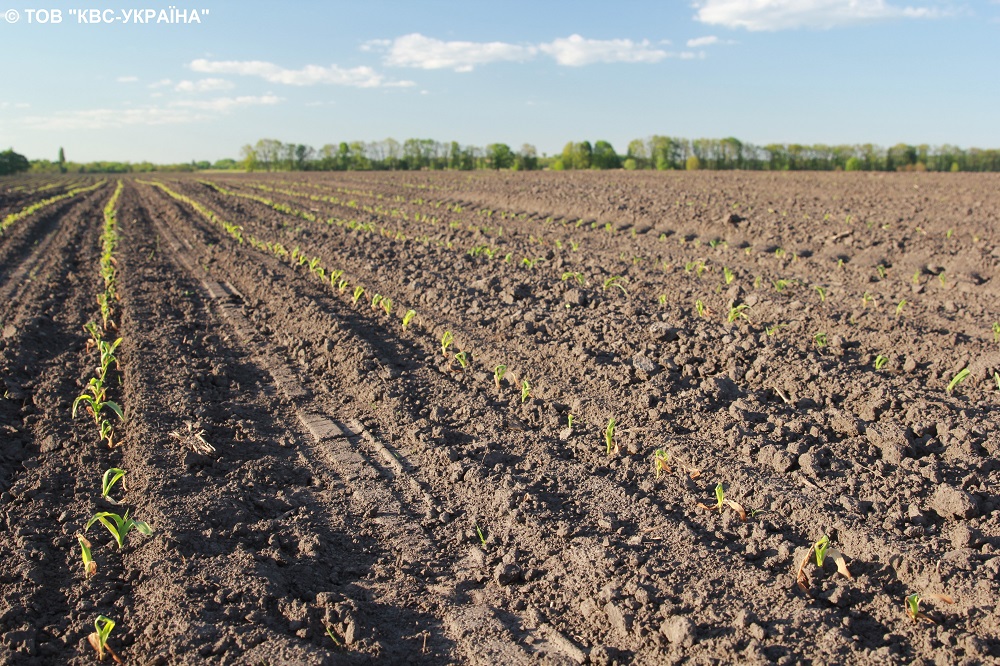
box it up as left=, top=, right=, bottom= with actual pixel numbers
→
left=0, top=180, right=105, bottom=235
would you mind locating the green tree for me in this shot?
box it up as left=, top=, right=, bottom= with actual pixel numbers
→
left=591, top=141, right=620, bottom=169
left=685, top=155, right=701, bottom=171
left=0, top=149, right=31, bottom=176
left=845, top=156, right=861, bottom=171
left=516, top=144, right=538, bottom=170
left=58, top=147, right=67, bottom=174
left=239, top=144, right=258, bottom=171
left=486, top=143, right=515, bottom=170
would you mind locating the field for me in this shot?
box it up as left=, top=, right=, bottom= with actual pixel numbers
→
left=0, top=170, right=998, bottom=665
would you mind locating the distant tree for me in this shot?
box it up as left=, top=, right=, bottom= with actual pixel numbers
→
left=626, top=139, right=649, bottom=169
left=239, top=144, right=258, bottom=171
left=194, top=160, right=212, bottom=170
left=844, top=157, right=861, bottom=171
left=212, top=158, right=237, bottom=170
left=591, top=141, right=620, bottom=169
left=685, top=155, right=701, bottom=171
left=0, top=149, right=31, bottom=175
left=254, top=139, right=281, bottom=171
left=623, top=158, right=637, bottom=171
left=58, top=147, right=67, bottom=174
left=516, top=144, right=538, bottom=171
left=486, top=143, right=515, bottom=170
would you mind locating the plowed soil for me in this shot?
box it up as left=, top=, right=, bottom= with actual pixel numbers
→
left=1, top=171, right=998, bottom=665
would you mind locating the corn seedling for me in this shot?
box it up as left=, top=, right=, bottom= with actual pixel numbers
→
left=371, top=294, right=383, bottom=310
left=77, top=534, right=97, bottom=577
left=946, top=228, right=954, bottom=239
left=946, top=367, right=970, bottom=394
left=402, top=309, right=416, bottom=331
left=380, top=298, right=392, bottom=316
left=493, top=364, right=507, bottom=389
left=813, top=286, right=827, bottom=302
left=73, top=377, right=124, bottom=432
left=912, top=270, right=922, bottom=285
left=895, top=299, right=907, bottom=318
left=723, top=267, right=735, bottom=285
left=604, top=417, right=618, bottom=456
left=653, top=449, right=671, bottom=478
left=352, top=286, right=364, bottom=304
left=796, top=534, right=852, bottom=594
left=454, top=351, right=469, bottom=370
left=337, top=279, right=349, bottom=293
left=567, top=413, right=575, bottom=429
left=603, top=276, right=628, bottom=296
left=766, top=323, right=787, bottom=336
left=441, top=331, right=454, bottom=357
left=905, top=593, right=954, bottom=624
left=693, top=300, right=706, bottom=318
left=561, top=271, right=584, bottom=285
left=727, top=304, right=749, bottom=324
left=101, top=468, right=126, bottom=500
left=938, top=272, right=947, bottom=287
left=698, top=483, right=746, bottom=520
left=325, top=625, right=342, bottom=647
left=86, top=510, right=152, bottom=549
left=876, top=265, right=887, bottom=279
left=874, top=355, right=889, bottom=371
left=992, top=321, right=1000, bottom=343
left=994, top=372, right=1000, bottom=391
left=520, top=379, right=531, bottom=403
left=813, top=332, right=828, bottom=348
left=862, top=291, right=874, bottom=308
left=88, top=615, right=121, bottom=663
left=773, top=278, right=793, bottom=293
left=475, top=524, right=488, bottom=547
left=658, top=294, right=667, bottom=305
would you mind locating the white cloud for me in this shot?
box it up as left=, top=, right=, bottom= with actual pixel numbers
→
left=148, top=78, right=173, bottom=89
left=116, top=76, right=139, bottom=83
left=189, top=58, right=414, bottom=87
left=170, top=95, right=282, bottom=112
left=538, top=34, right=670, bottom=66
left=686, top=35, right=720, bottom=47
left=694, top=0, right=946, bottom=31
left=175, top=78, right=235, bottom=93
left=374, top=33, right=536, bottom=72
left=20, top=95, right=280, bottom=131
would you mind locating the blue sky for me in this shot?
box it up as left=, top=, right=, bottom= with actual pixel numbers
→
left=1, top=0, right=997, bottom=163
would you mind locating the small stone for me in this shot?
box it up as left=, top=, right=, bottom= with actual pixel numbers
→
left=633, top=354, right=658, bottom=375
left=648, top=322, right=679, bottom=342
left=930, top=486, right=979, bottom=520
left=660, top=616, right=695, bottom=647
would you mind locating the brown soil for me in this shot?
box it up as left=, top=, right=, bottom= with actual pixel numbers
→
left=1, top=171, right=998, bottom=665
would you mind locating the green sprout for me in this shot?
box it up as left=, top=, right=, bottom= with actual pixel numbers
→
left=475, top=524, right=487, bottom=547
left=337, top=279, right=349, bottom=293
left=874, top=355, right=889, bottom=371
left=912, top=270, right=921, bottom=285
left=895, top=299, right=907, bottom=319
left=813, top=286, right=827, bottom=302
left=992, top=321, right=1000, bottom=343
left=813, top=332, right=828, bottom=348
left=86, top=510, right=152, bottom=549
left=454, top=351, right=469, bottom=369
left=862, top=291, right=874, bottom=308
left=561, top=271, right=584, bottom=285
left=814, top=535, right=830, bottom=566
left=876, top=265, right=887, bottom=279
left=773, top=278, right=793, bottom=293
left=567, top=413, right=575, bottom=429
left=602, top=276, right=628, bottom=296
left=695, top=300, right=706, bottom=318
left=766, top=323, right=786, bottom=336
left=520, top=379, right=531, bottom=403
left=371, top=294, right=383, bottom=310
left=723, top=267, right=735, bottom=285
left=714, top=482, right=725, bottom=511
left=380, top=297, right=392, bottom=316
left=906, top=594, right=923, bottom=622
left=77, top=534, right=97, bottom=577
left=946, top=367, right=970, bottom=394
left=352, top=286, right=365, bottom=304
left=658, top=294, right=667, bottom=305
left=441, top=330, right=454, bottom=357
left=946, top=228, right=954, bottom=239
left=402, top=309, right=416, bottom=331
left=101, top=468, right=126, bottom=500
left=727, top=304, right=749, bottom=324
left=88, top=615, right=117, bottom=662
left=995, top=372, right=1000, bottom=391
left=325, top=625, right=342, bottom=647
left=653, top=449, right=671, bottom=478
left=938, top=272, right=947, bottom=287
left=604, top=417, right=617, bottom=456
left=493, top=364, right=507, bottom=390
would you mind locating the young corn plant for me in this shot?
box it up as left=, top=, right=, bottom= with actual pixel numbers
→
left=992, top=321, right=1000, bottom=343
left=88, top=615, right=122, bottom=663
left=77, top=534, right=97, bottom=577
left=946, top=367, right=970, bottom=394
left=905, top=593, right=954, bottom=624
left=370, top=294, right=383, bottom=311
left=86, top=510, right=152, bottom=549
left=603, top=276, right=628, bottom=296
left=337, top=279, right=349, bottom=293
left=698, top=483, right=746, bottom=520
left=454, top=351, right=469, bottom=370
left=520, top=379, right=531, bottom=404
left=604, top=417, right=619, bottom=456
left=493, top=364, right=507, bottom=390
left=441, top=331, right=454, bottom=357
left=402, top=309, right=416, bottom=331
left=723, top=267, right=735, bottom=285
left=352, top=286, right=365, bottom=304
left=695, top=300, right=706, bottom=318
left=380, top=297, right=392, bottom=316
left=653, top=449, right=671, bottom=478
left=874, top=355, right=889, bottom=371
left=813, top=332, right=828, bottom=348
left=101, top=468, right=126, bottom=501
left=813, top=286, right=827, bottom=302
left=561, top=271, right=584, bottom=285
left=727, top=304, right=749, bottom=324
left=895, top=299, right=907, bottom=319
left=795, top=534, right=852, bottom=595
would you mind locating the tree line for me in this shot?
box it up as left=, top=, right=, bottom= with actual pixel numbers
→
left=3, top=138, right=1000, bottom=176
